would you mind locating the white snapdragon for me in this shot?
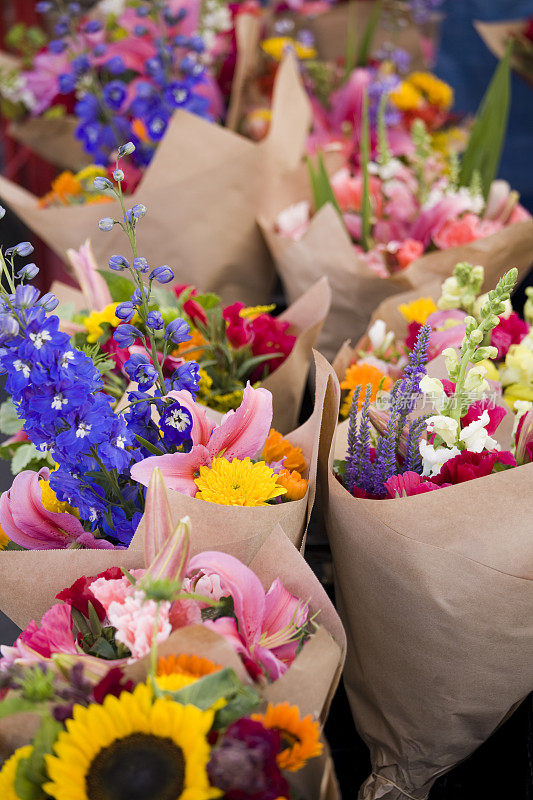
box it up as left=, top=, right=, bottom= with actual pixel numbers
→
left=459, top=410, right=499, bottom=452
left=426, top=415, right=459, bottom=447
left=419, top=440, right=460, bottom=477
left=368, top=319, right=395, bottom=354
left=464, top=365, right=490, bottom=398
left=419, top=375, right=447, bottom=411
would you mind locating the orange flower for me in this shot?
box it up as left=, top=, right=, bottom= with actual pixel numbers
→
left=132, top=117, right=150, bottom=143
left=276, top=469, right=308, bottom=501
left=262, top=429, right=307, bottom=473
left=252, top=702, right=323, bottom=771
left=51, top=171, right=83, bottom=202
left=157, top=653, right=221, bottom=680
left=172, top=327, right=207, bottom=360
left=340, top=362, right=393, bottom=418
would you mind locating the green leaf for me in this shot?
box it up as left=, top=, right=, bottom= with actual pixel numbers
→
left=306, top=153, right=342, bottom=219
left=97, top=270, right=136, bottom=302
left=236, top=352, right=283, bottom=380
left=0, top=694, right=39, bottom=720
left=194, top=293, right=220, bottom=310
left=355, top=0, right=384, bottom=67
left=15, top=715, right=63, bottom=800
left=214, top=683, right=261, bottom=729
left=164, top=668, right=243, bottom=710
left=11, top=444, right=51, bottom=476
left=0, top=398, right=22, bottom=435
left=54, top=301, right=77, bottom=322
left=133, top=434, right=166, bottom=456
left=360, top=92, right=372, bottom=251
left=459, top=41, right=513, bottom=198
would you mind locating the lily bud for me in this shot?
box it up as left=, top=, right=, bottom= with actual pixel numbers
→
left=145, top=516, right=191, bottom=584
left=143, top=467, right=174, bottom=565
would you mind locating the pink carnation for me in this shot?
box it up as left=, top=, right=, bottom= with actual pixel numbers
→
left=490, top=312, right=529, bottom=358
left=106, top=591, right=171, bottom=660
left=385, top=471, right=445, bottom=498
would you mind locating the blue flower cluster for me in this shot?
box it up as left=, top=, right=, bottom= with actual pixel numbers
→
left=344, top=324, right=431, bottom=497
left=38, top=1, right=213, bottom=166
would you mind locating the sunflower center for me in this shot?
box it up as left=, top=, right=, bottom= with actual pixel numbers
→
left=280, top=729, right=301, bottom=749
left=86, top=733, right=185, bottom=800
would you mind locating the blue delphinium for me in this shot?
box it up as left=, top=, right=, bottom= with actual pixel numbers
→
left=343, top=324, right=431, bottom=497
left=38, top=0, right=214, bottom=167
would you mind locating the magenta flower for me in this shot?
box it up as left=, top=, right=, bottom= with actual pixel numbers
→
left=130, top=383, right=273, bottom=495
left=0, top=604, right=77, bottom=669
left=490, top=311, right=529, bottom=359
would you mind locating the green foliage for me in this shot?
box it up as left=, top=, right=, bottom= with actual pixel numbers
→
left=15, top=716, right=63, bottom=800
left=459, top=42, right=513, bottom=198
left=97, top=269, right=136, bottom=302
left=0, top=398, right=21, bottom=435
left=307, top=152, right=342, bottom=218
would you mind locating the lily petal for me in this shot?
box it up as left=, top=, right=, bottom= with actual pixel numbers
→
left=207, top=383, right=272, bottom=460
left=130, top=446, right=211, bottom=495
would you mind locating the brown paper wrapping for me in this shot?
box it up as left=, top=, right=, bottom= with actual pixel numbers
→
left=315, top=353, right=533, bottom=799
left=475, top=19, right=533, bottom=89
left=301, top=1, right=442, bottom=69
left=226, top=13, right=263, bottom=131
left=260, top=205, right=533, bottom=361
left=0, top=52, right=311, bottom=307
left=7, top=116, right=92, bottom=172
left=51, top=275, right=331, bottom=433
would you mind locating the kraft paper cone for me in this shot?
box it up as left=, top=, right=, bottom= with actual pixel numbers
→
left=261, top=205, right=533, bottom=361
left=0, top=52, right=311, bottom=306
left=317, top=357, right=533, bottom=799
left=475, top=19, right=533, bottom=89
left=50, top=275, right=331, bottom=433
left=226, top=13, right=263, bottom=131
left=8, top=116, right=92, bottom=172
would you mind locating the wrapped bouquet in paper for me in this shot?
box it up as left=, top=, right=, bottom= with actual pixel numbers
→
left=260, top=49, right=533, bottom=360
left=0, top=52, right=310, bottom=305
left=0, top=482, right=345, bottom=799
left=476, top=17, right=533, bottom=89
left=317, top=268, right=533, bottom=799
left=48, top=241, right=331, bottom=432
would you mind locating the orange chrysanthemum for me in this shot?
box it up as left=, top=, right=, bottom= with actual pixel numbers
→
left=252, top=702, right=323, bottom=772
left=157, top=653, right=221, bottom=680
left=340, top=362, right=393, bottom=418
left=172, top=327, right=207, bottom=360
left=51, top=171, right=83, bottom=202
left=262, top=429, right=307, bottom=474
left=276, top=469, right=308, bottom=501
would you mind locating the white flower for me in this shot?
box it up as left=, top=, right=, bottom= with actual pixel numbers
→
left=378, top=158, right=403, bottom=181
left=368, top=319, right=395, bottom=354
left=459, top=410, right=499, bottom=452
left=420, top=375, right=447, bottom=411
left=464, top=365, right=489, bottom=398
left=426, top=415, right=459, bottom=447
left=276, top=201, right=310, bottom=240
left=419, top=440, right=461, bottom=477
left=97, top=0, right=126, bottom=13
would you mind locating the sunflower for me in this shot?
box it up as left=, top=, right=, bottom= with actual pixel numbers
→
left=44, top=683, right=220, bottom=800
left=262, top=429, right=307, bottom=474
left=158, top=654, right=221, bottom=681
left=276, top=469, right=308, bottom=501
left=194, top=458, right=286, bottom=506
left=340, top=363, right=393, bottom=418
left=0, top=745, right=32, bottom=800
left=252, top=703, right=323, bottom=772
left=398, top=297, right=437, bottom=324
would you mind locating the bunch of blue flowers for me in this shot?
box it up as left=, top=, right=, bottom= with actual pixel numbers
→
left=37, top=0, right=215, bottom=166
left=0, top=142, right=201, bottom=546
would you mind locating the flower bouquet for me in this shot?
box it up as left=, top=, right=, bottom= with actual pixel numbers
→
left=0, top=155, right=333, bottom=578
left=0, top=52, right=310, bottom=305
left=475, top=16, right=533, bottom=89
left=259, top=47, right=533, bottom=360
left=0, top=482, right=345, bottom=799
left=317, top=269, right=533, bottom=799
left=49, top=240, right=331, bottom=432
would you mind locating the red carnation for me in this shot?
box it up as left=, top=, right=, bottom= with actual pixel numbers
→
left=56, top=566, right=124, bottom=622
left=173, top=284, right=207, bottom=326
left=431, top=449, right=516, bottom=485
left=223, top=302, right=253, bottom=348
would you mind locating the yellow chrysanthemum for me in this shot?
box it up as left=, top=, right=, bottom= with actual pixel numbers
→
left=340, top=363, right=393, bottom=418
left=390, top=80, right=423, bottom=111
left=195, top=457, right=287, bottom=506
left=0, top=745, right=33, bottom=800
left=83, top=302, right=123, bottom=343
left=43, top=683, right=220, bottom=800
left=203, top=390, right=245, bottom=414
left=252, top=703, right=323, bottom=772
left=157, top=653, right=221, bottom=681
left=398, top=297, right=437, bottom=324
left=39, top=478, right=79, bottom=517
left=262, top=429, right=307, bottom=474
left=239, top=304, right=276, bottom=320
left=408, top=71, right=453, bottom=109
left=261, top=36, right=316, bottom=61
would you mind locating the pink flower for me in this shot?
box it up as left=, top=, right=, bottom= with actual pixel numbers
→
left=187, top=551, right=309, bottom=680
left=331, top=169, right=383, bottom=216
left=275, top=201, right=310, bottom=240
left=0, top=467, right=114, bottom=550
left=66, top=240, right=112, bottom=312
left=247, top=314, right=296, bottom=380
left=411, top=195, right=473, bottom=247
left=385, top=471, right=445, bottom=497
left=433, top=213, right=502, bottom=250
left=130, top=383, right=273, bottom=494
left=22, top=51, right=69, bottom=115
left=1, top=605, right=77, bottom=668
left=396, top=238, right=424, bottom=269
left=106, top=592, right=172, bottom=660
left=461, top=400, right=507, bottom=436
left=223, top=302, right=253, bottom=348
left=515, top=408, right=533, bottom=465
left=490, top=311, right=529, bottom=358
left=431, top=450, right=517, bottom=485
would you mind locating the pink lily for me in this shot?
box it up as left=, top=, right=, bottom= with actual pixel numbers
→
left=515, top=408, right=533, bottom=466
left=0, top=467, right=115, bottom=550
left=141, top=469, right=191, bottom=583
left=410, top=195, right=474, bottom=248
left=0, top=604, right=77, bottom=669
left=130, top=383, right=273, bottom=495
left=66, top=239, right=112, bottom=311
left=186, top=551, right=309, bottom=680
